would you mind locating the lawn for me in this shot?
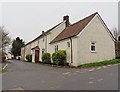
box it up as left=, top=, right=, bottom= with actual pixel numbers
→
left=79, top=59, right=120, bottom=68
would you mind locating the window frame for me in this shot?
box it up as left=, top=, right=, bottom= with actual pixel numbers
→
left=90, top=42, right=96, bottom=53
left=67, top=41, right=70, bottom=47
left=42, top=48, right=45, bottom=54
left=55, top=45, right=58, bottom=52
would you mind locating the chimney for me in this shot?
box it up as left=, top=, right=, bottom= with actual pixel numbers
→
left=63, top=15, right=69, bottom=27
left=42, top=31, right=44, bottom=34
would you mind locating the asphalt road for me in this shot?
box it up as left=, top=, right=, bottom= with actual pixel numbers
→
left=2, top=60, right=119, bottom=90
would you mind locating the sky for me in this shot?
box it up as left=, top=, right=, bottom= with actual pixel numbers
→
left=1, top=2, right=118, bottom=44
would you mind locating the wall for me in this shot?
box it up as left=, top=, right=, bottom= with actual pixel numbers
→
left=21, top=21, right=66, bottom=62
left=50, top=38, right=71, bottom=63
left=50, top=37, right=78, bottom=67
left=47, top=22, right=66, bottom=54
left=77, top=15, right=115, bottom=65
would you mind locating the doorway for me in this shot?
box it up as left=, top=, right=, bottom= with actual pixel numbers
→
left=35, top=50, right=39, bottom=63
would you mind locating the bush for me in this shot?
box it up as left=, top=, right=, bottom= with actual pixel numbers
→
left=52, top=50, right=66, bottom=65
left=42, top=53, right=51, bottom=64
left=26, top=54, right=32, bottom=62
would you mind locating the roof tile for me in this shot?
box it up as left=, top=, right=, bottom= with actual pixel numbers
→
left=50, top=12, right=98, bottom=43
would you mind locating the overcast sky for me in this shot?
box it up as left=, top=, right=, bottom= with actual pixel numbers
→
left=1, top=2, right=118, bottom=43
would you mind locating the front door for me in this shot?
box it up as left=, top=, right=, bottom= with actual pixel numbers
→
left=35, top=50, right=39, bottom=63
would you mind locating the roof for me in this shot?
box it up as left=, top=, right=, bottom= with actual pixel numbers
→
left=24, top=22, right=62, bottom=47
left=50, top=12, right=98, bottom=43
left=31, top=46, right=39, bottom=50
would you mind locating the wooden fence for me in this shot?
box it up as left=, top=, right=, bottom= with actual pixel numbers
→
left=115, top=41, right=120, bottom=58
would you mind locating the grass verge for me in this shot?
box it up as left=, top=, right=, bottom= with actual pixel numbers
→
left=79, top=59, right=120, bottom=68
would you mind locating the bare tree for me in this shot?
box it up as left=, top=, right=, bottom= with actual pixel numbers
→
left=0, top=26, right=11, bottom=53
left=112, top=27, right=120, bottom=41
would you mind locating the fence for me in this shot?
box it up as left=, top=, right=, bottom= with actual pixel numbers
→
left=115, top=41, right=120, bottom=58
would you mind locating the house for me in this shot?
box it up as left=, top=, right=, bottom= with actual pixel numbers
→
left=21, top=12, right=116, bottom=67
left=5, top=52, right=14, bottom=60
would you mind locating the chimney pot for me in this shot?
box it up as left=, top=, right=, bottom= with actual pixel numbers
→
left=63, top=15, right=69, bottom=27
left=42, top=31, right=44, bottom=34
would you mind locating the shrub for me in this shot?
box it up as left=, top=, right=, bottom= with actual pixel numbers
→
left=26, top=54, right=32, bottom=62
left=52, top=50, right=66, bottom=65
left=42, top=53, right=51, bottom=64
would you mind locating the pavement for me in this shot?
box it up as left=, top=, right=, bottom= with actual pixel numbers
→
left=2, top=60, right=119, bottom=90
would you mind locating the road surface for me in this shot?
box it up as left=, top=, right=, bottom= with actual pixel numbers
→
left=2, top=60, right=119, bottom=90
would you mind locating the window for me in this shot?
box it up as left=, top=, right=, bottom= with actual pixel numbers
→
left=55, top=45, right=58, bottom=52
left=90, top=42, right=96, bottom=52
left=118, top=36, right=120, bottom=41
left=42, top=48, right=45, bottom=54
left=67, top=42, right=70, bottom=47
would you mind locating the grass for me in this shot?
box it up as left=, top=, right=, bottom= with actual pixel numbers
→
left=79, top=59, right=120, bottom=68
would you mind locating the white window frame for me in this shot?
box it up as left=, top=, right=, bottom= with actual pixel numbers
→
left=90, top=42, right=96, bottom=53
left=42, top=48, right=45, bottom=54
left=55, top=45, right=58, bottom=52
left=67, top=41, right=70, bottom=47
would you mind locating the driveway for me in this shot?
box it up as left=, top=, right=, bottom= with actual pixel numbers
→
left=2, top=60, right=118, bottom=90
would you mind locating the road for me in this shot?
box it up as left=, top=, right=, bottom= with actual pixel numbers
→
left=2, top=60, right=119, bottom=90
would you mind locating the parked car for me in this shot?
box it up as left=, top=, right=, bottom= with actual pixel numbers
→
left=16, top=56, right=21, bottom=60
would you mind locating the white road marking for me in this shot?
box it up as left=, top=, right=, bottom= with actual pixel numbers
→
left=102, top=66, right=107, bottom=68
left=97, top=78, right=103, bottom=82
left=88, top=68, right=95, bottom=72
left=9, top=87, right=24, bottom=90
left=76, top=71, right=80, bottom=73
left=107, top=65, right=112, bottom=67
left=97, top=67, right=101, bottom=70
left=2, top=63, right=8, bottom=70
left=62, top=72, right=70, bottom=75
left=88, top=81, right=96, bottom=84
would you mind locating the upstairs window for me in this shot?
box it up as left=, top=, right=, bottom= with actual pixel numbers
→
left=91, top=42, right=96, bottom=52
left=42, top=48, right=45, bottom=54
left=67, top=42, right=70, bottom=47
left=55, top=45, right=58, bottom=52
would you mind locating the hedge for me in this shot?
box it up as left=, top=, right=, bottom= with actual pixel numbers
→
left=52, top=50, right=66, bottom=65
left=42, top=53, right=51, bottom=64
left=26, top=54, right=32, bottom=62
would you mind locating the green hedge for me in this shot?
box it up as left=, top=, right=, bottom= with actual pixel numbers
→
left=52, top=50, right=66, bottom=65
left=26, top=54, right=32, bottom=62
left=42, top=53, right=51, bottom=64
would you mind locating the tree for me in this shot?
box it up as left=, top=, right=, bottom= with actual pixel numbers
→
left=11, top=37, right=24, bottom=57
left=0, top=26, right=11, bottom=51
left=112, top=27, right=120, bottom=41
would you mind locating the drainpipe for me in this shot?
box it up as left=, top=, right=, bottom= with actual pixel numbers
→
left=70, top=37, right=73, bottom=63
left=24, top=47, right=25, bottom=60
left=45, top=35, right=47, bottom=52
